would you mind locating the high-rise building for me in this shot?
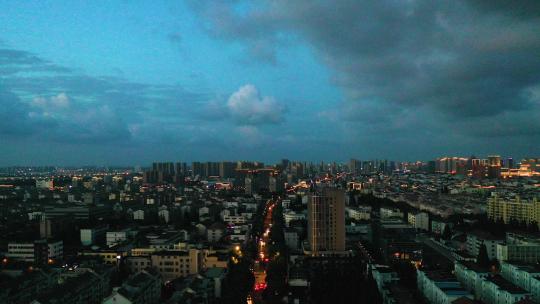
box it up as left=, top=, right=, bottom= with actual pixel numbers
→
left=307, top=187, right=346, bottom=255
left=191, top=162, right=205, bottom=177
left=487, top=155, right=502, bottom=178
left=471, top=158, right=487, bottom=179
left=349, top=159, right=361, bottom=175
left=219, top=161, right=236, bottom=178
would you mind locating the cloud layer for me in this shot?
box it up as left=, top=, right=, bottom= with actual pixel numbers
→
left=189, top=0, right=540, bottom=146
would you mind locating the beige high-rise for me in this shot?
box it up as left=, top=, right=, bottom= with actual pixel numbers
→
left=308, top=187, right=346, bottom=255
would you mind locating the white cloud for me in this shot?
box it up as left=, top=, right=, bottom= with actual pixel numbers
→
left=50, top=92, right=70, bottom=108
left=31, top=92, right=70, bottom=110
left=226, top=84, right=285, bottom=125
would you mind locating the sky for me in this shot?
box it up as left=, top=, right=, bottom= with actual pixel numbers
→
left=0, top=1, right=539, bottom=166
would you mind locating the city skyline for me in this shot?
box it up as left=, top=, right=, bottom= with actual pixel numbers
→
left=1, top=1, right=539, bottom=165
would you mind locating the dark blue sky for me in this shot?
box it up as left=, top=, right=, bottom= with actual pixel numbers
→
left=0, top=1, right=539, bottom=165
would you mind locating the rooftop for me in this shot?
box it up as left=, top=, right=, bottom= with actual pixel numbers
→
left=486, top=275, right=529, bottom=294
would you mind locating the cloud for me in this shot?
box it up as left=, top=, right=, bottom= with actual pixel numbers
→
left=226, top=84, right=285, bottom=125
left=0, top=48, right=71, bottom=75
left=31, top=93, right=70, bottom=111
left=189, top=0, right=540, bottom=142
left=0, top=44, right=207, bottom=147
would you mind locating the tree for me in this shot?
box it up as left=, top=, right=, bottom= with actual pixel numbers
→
left=442, top=225, right=452, bottom=240
left=365, top=269, right=383, bottom=304
left=528, top=221, right=539, bottom=234
left=477, top=243, right=490, bottom=268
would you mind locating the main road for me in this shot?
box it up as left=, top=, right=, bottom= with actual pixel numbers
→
left=248, top=198, right=277, bottom=304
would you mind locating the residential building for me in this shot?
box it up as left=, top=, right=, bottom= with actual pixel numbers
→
left=454, top=261, right=490, bottom=299
left=307, top=187, right=346, bottom=255
left=496, top=233, right=540, bottom=263
left=408, top=212, right=429, bottom=231
left=7, top=239, right=63, bottom=264
left=346, top=206, right=371, bottom=221
left=284, top=228, right=299, bottom=250
left=150, top=249, right=200, bottom=282
left=103, top=270, right=161, bottom=304
left=417, top=269, right=473, bottom=304
left=487, top=196, right=540, bottom=228
left=80, top=226, right=108, bottom=246
left=380, top=207, right=404, bottom=220
left=207, top=223, right=226, bottom=243
left=500, top=262, right=540, bottom=303
left=466, top=231, right=502, bottom=260
left=44, top=204, right=109, bottom=220
left=479, top=275, right=531, bottom=304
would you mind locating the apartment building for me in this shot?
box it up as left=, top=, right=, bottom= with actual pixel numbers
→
left=497, top=233, right=540, bottom=263
left=417, top=269, right=473, bottom=304
left=466, top=231, right=502, bottom=260
left=7, top=239, right=63, bottom=264
left=487, top=196, right=540, bottom=228
left=500, top=262, right=540, bottom=303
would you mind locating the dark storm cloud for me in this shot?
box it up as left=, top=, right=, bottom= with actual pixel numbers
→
left=0, top=45, right=207, bottom=146
left=0, top=48, right=71, bottom=75
left=189, top=1, right=540, bottom=140
left=0, top=88, right=57, bottom=136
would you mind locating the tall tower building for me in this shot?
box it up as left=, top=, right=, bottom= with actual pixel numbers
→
left=308, top=187, right=346, bottom=256
left=488, top=155, right=502, bottom=178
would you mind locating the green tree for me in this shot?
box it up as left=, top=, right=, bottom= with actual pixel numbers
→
left=477, top=243, right=491, bottom=268
left=442, top=225, right=452, bottom=240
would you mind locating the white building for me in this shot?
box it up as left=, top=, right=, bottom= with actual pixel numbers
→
left=284, top=229, right=299, bottom=250
left=408, top=212, right=429, bottom=231
left=417, top=269, right=473, bottom=304
left=431, top=220, right=450, bottom=235
left=454, top=261, right=490, bottom=299
left=346, top=206, right=371, bottom=221
left=380, top=207, right=404, bottom=220
left=496, top=233, right=540, bottom=263
left=207, top=223, right=225, bottom=243
left=133, top=209, right=145, bottom=220
left=500, top=262, right=540, bottom=303
left=7, top=240, right=63, bottom=263
left=106, top=231, right=129, bottom=247
left=7, top=242, right=35, bottom=262
left=223, top=215, right=246, bottom=225
left=36, top=179, right=53, bottom=189
left=80, top=226, right=108, bottom=246
left=479, top=275, right=530, bottom=304
left=283, top=211, right=305, bottom=227
left=466, top=231, right=502, bottom=260
left=158, top=209, right=170, bottom=223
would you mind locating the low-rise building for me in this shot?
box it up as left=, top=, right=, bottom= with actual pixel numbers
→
left=80, top=226, right=108, bottom=246
left=346, top=206, right=371, bottom=221
left=150, top=249, right=200, bottom=282
left=207, top=223, right=226, bottom=243
left=103, top=270, right=162, bottom=304
left=497, top=233, right=540, bottom=263
left=500, top=262, right=540, bottom=303
left=408, top=212, right=429, bottom=231
left=7, top=239, right=63, bottom=264
left=479, top=275, right=531, bottom=304
left=466, top=231, right=502, bottom=260
left=417, top=269, right=473, bottom=304
left=454, top=261, right=490, bottom=299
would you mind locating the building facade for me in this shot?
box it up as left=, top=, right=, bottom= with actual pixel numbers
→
left=307, top=187, right=345, bottom=255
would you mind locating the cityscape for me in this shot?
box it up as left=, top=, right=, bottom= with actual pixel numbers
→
left=1, top=1, right=540, bottom=304
left=1, top=157, right=540, bottom=303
